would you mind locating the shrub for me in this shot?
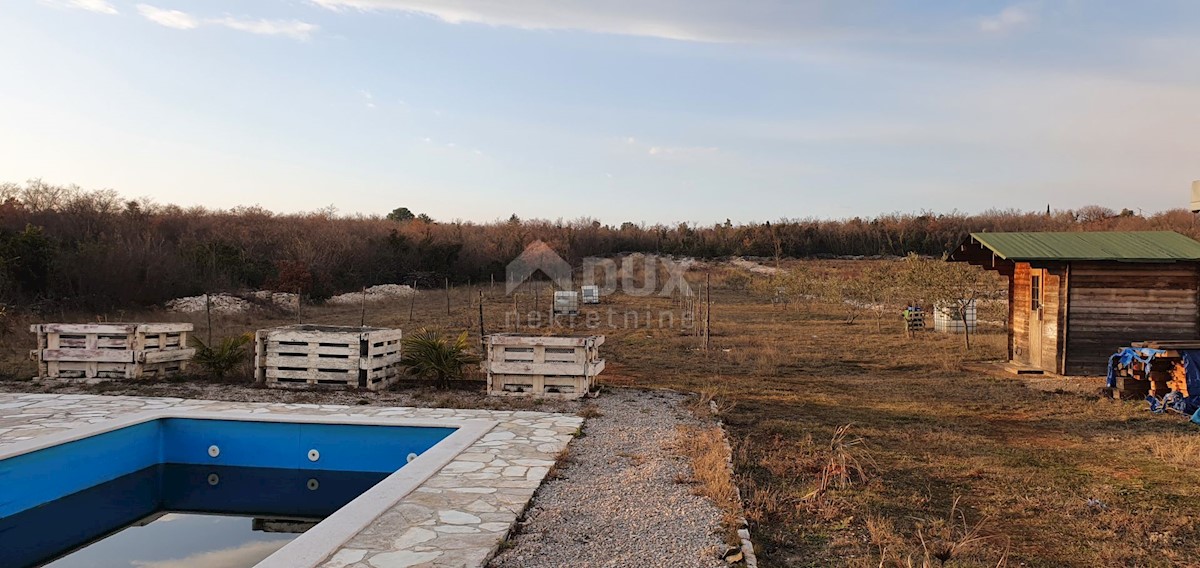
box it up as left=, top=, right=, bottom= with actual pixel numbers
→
left=399, top=328, right=481, bottom=389
left=190, top=333, right=252, bottom=379
left=722, top=270, right=752, bottom=291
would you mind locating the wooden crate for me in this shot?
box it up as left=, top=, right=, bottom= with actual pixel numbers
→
left=484, top=334, right=605, bottom=399
left=255, top=325, right=402, bottom=391
left=30, top=323, right=194, bottom=380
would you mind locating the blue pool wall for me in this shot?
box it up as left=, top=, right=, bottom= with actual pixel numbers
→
left=0, top=418, right=455, bottom=518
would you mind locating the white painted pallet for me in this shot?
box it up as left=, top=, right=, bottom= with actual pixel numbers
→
left=483, top=334, right=605, bottom=399
left=255, top=325, right=402, bottom=391
left=30, top=323, right=195, bottom=380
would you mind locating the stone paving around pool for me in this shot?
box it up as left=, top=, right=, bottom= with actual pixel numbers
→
left=0, top=393, right=582, bottom=568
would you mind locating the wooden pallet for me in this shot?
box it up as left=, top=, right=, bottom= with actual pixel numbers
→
left=30, top=323, right=194, bottom=380
left=484, top=334, right=604, bottom=399
left=255, top=325, right=402, bottom=391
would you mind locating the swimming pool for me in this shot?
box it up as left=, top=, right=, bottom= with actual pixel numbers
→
left=0, top=411, right=494, bottom=567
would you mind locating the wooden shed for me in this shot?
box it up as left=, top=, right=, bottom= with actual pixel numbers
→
left=949, top=231, right=1200, bottom=376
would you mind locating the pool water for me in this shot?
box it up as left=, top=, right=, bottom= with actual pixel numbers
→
left=0, top=417, right=459, bottom=568
left=3, top=463, right=390, bottom=568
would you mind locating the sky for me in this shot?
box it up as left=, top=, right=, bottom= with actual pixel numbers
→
left=2, top=1, right=1199, bottom=224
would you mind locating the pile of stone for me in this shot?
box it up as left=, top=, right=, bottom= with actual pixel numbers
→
left=165, top=294, right=251, bottom=314
left=247, top=291, right=299, bottom=309
left=326, top=284, right=417, bottom=305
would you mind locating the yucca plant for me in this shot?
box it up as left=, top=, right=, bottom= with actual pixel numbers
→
left=190, top=333, right=252, bottom=379
left=400, top=328, right=481, bottom=389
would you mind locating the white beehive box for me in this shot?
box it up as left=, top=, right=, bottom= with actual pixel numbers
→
left=31, top=323, right=194, bottom=380
left=484, top=334, right=604, bottom=399
left=255, top=325, right=402, bottom=391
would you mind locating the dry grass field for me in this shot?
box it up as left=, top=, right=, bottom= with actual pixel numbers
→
left=3, top=259, right=1199, bottom=567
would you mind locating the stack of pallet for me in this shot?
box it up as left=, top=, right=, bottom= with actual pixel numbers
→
left=255, top=325, right=403, bottom=391
left=30, top=323, right=195, bottom=380
left=483, top=334, right=605, bottom=399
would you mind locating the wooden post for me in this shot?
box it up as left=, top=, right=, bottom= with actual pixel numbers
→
left=297, top=287, right=303, bottom=324
left=409, top=279, right=417, bottom=322
left=360, top=286, right=367, bottom=327
left=478, top=289, right=486, bottom=353
left=705, top=271, right=712, bottom=351
left=445, top=277, right=451, bottom=317
left=205, top=293, right=212, bottom=345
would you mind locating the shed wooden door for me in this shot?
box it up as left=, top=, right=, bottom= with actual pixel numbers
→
left=1029, top=269, right=1044, bottom=368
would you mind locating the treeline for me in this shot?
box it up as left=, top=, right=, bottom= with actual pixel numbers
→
left=0, top=180, right=1194, bottom=310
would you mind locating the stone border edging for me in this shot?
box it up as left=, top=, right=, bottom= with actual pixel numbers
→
left=709, top=399, right=758, bottom=568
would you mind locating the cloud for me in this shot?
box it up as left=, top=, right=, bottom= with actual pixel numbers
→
left=980, top=5, right=1035, bottom=33
left=307, top=0, right=873, bottom=43
left=71, top=0, right=117, bottom=14
left=39, top=0, right=119, bottom=14
left=647, top=145, right=719, bottom=158
left=135, top=5, right=318, bottom=39
left=212, top=17, right=319, bottom=40
left=63, top=0, right=120, bottom=14
left=137, top=4, right=198, bottom=29
left=131, top=540, right=288, bottom=568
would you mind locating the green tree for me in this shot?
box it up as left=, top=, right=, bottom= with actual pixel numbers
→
left=400, top=328, right=481, bottom=389
left=0, top=224, right=56, bottom=300
left=387, top=207, right=416, bottom=222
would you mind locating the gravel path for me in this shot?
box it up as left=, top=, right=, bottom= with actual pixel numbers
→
left=489, top=388, right=728, bottom=568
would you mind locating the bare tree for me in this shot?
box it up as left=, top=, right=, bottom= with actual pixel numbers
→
left=903, top=253, right=989, bottom=349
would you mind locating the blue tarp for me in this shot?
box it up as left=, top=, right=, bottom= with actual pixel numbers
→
left=1106, top=347, right=1165, bottom=388
left=1110, top=347, right=1200, bottom=416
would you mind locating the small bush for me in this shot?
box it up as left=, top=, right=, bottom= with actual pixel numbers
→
left=190, top=333, right=252, bottom=379
left=804, top=424, right=875, bottom=501
left=400, top=328, right=481, bottom=389
left=722, top=271, right=752, bottom=291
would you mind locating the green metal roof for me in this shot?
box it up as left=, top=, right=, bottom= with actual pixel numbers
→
left=966, top=231, right=1200, bottom=262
